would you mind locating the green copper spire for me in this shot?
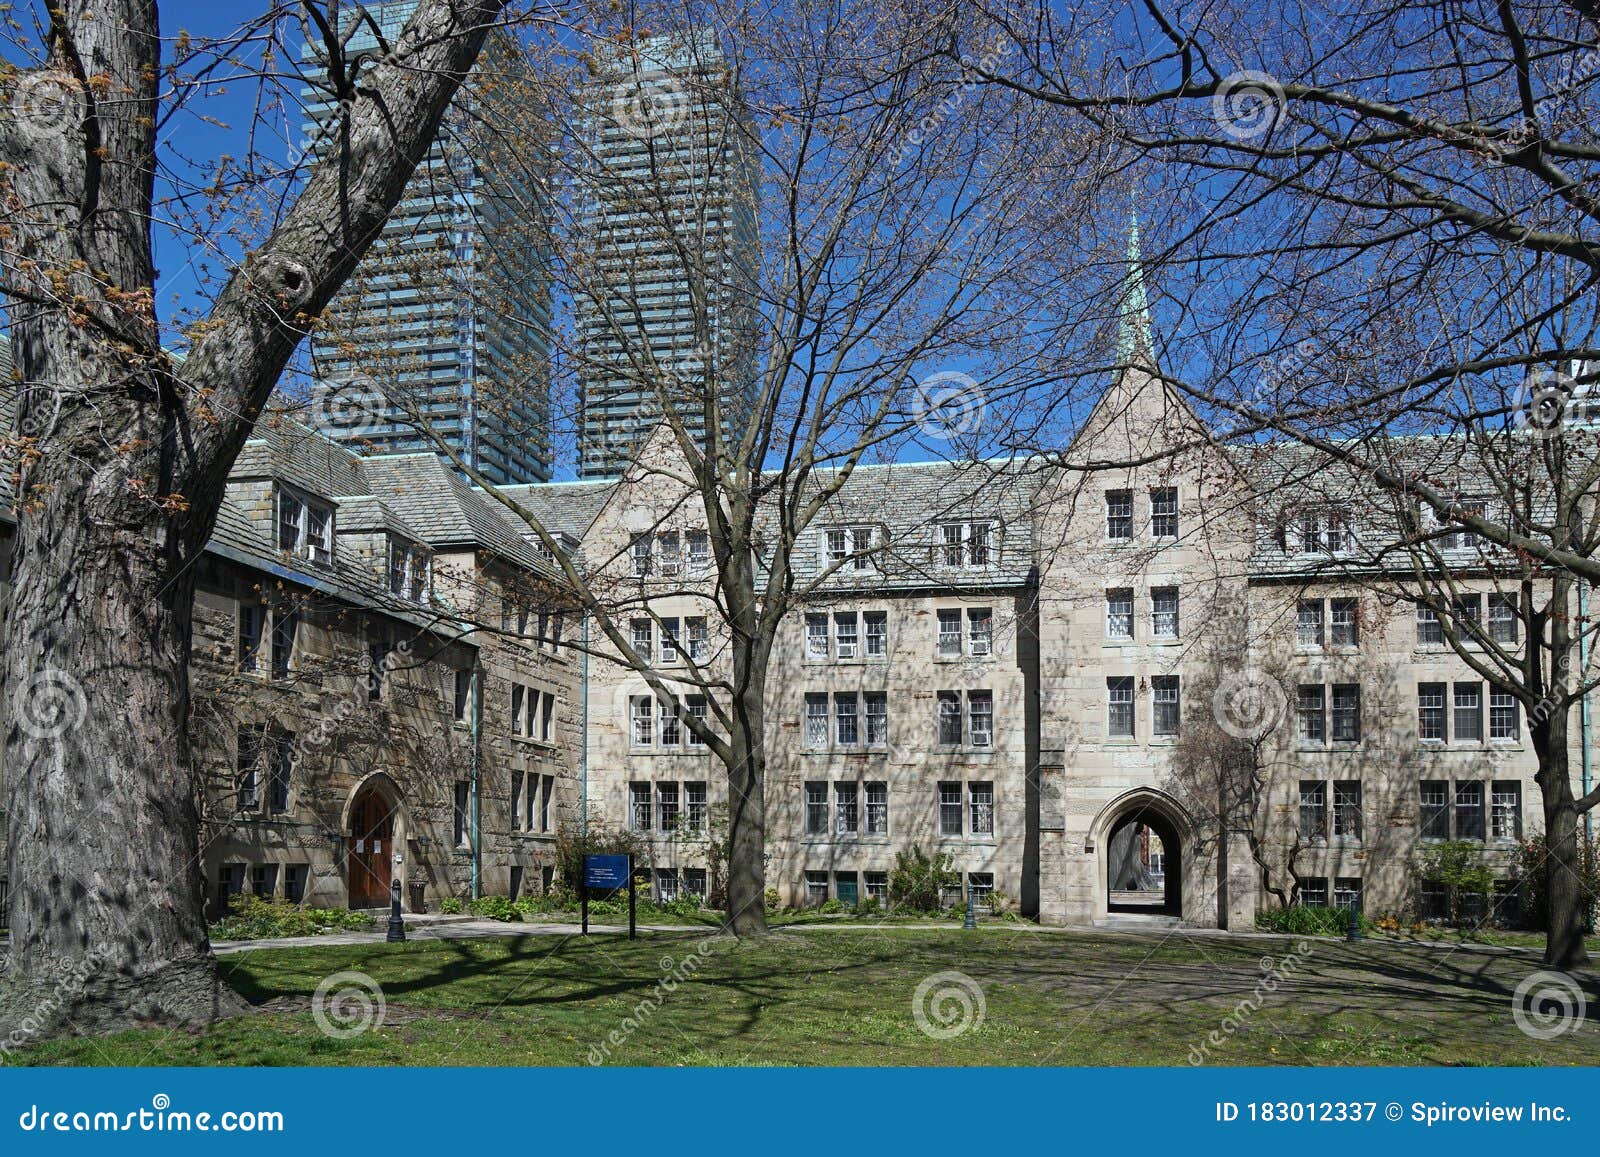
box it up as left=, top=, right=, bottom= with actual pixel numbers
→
left=1117, top=211, right=1154, bottom=364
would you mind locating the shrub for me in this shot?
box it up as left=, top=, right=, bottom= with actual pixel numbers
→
left=764, top=887, right=780, bottom=912
left=888, top=845, right=959, bottom=913
left=467, top=895, right=521, bottom=922
left=552, top=823, right=653, bottom=898
left=209, top=894, right=373, bottom=941
left=438, top=897, right=463, bottom=914
left=1254, top=904, right=1372, bottom=937
left=652, top=895, right=705, bottom=918
left=818, top=898, right=847, bottom=915
left=513, top=892, right=559, bottom=916
left=1510, top=835, right=1600, bottom=931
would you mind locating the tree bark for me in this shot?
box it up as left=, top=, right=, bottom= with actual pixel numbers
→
left=0, top=0, right=507, bottom=1039
left=1536, top=745, right=1590, bottom=968
left=722, top=651, right=769, bottom=936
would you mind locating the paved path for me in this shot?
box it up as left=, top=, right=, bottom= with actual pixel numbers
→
left=206, top=912, right=1544, bottom=958
left=210, top=915, right=710, bottom=955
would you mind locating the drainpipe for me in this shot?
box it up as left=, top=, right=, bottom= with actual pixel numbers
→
left=471, top=657, right=483, bottom=900
left=580, top=612, right=590, bottom=840
left=1582, top=579, right=1593, bottom=846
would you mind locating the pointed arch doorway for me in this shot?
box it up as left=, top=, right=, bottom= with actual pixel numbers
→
left=1103, top=801, right=1184, bottom=916
left=348, top=782, right=396, bottom=909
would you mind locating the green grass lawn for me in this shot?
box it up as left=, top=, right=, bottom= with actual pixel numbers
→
left=11, top=926, right=1600, bottom=1067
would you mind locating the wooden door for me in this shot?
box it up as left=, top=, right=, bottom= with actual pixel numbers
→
left=349, top=789, right=393, bottom=909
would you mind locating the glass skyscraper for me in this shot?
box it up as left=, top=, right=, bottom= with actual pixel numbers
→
left=299, top=0, right=553, bottom=484
left=576, top=30, right=761, bottom=478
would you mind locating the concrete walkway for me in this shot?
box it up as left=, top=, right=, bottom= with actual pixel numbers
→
left=205, top=911, right=1547, bottom=958
left=209, top=913, right=711, bottom=955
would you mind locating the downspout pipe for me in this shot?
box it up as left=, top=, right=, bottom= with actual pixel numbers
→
left=580, top=612, right=590, bottom=840
left=471, top=657, right=482, bottom=900
left=1582, top=579, right=1593, bottom=846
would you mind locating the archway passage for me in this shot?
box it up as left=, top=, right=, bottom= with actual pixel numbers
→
left=1106, top=807, right=1181, bottom=915
left=349, top=785, right=395, bottom=909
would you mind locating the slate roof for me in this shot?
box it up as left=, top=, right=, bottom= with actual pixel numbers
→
left=778, top=457, right=1044, bottom=592
left=494, top=479, right=616, bottom=542
left=332, top=493, right=425, bottom=542
left=207, top=493, right=451, bottom=633
left=356, top=453, right=556, bottom=575
left=234, top=414, right=368, bottom=498
left=1226, top=435, right=1569, bottom=579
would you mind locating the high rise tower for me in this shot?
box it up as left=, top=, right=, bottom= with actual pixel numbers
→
left=300, top=0, right=553, bottom=484
left=576, top=30, right=761, bottom=478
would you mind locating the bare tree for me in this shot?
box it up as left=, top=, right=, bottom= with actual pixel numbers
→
left=373, top=0, right=1108, bottom=935
left=0, top=0, right=526, bottom=1036
left=959, top=0, right=1600, bottom=966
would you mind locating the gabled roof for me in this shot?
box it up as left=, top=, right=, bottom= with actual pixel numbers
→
left=235, top=414, right=368, bottom=498
left=784, top=457, right=1042, bottom=591
left=357, top=453, right=556, bottom=575
left=494, top=479, right=616, bottom=542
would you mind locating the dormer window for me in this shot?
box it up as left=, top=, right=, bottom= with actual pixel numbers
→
left=1294, top=506, right=1351, bottom=554
left=824, top=525, right=877, bottom=573
left=389, top=537, right=430, bottom=602
left=940, top=520, right=995, bottom=569
left=1440, top=499, right=1487, bottom=551
left=277, top=487, right=333, bottom=566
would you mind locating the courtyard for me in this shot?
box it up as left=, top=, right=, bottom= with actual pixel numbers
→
left=9, top=925, right=1599, bottom=1067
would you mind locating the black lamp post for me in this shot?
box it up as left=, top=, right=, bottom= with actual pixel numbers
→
left=387, top=855, right=406, bottom=943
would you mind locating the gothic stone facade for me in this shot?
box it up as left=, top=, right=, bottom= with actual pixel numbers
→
left=574, top=371, right=1567, bottom=927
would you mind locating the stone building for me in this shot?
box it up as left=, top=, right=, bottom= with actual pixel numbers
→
left=566, top=362, right=1574, bottom=928
left=0, top=352, right=1576, bottom=930
left=0, top=413, right=582, bottom=917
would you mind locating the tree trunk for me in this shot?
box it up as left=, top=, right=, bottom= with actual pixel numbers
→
left=1533, top=702, right=1589, bottom=968
left=0, top=0, right=243, bottom=1039
left=0, top=0, right=508, bottom=1039
left=723, top=690, right=769, bottom=936
left=1541, top=779, right=1589, bottom=969
left=0, top=473, right=243, bottom=1036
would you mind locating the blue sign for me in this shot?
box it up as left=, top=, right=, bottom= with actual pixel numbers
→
left=583, top=854, right=629, bottom=890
